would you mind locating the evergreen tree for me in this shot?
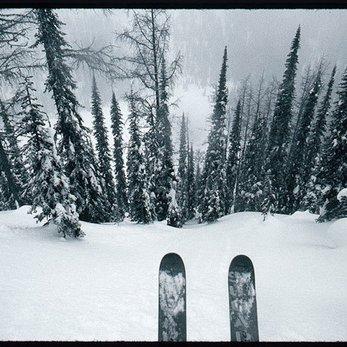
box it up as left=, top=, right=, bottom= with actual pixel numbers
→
left=34, top=9, right=109, bottom=223
left=177, top=114, right=188, bottom=221
left=200, top=47, right=228, bottom=222
left=167, top=179, right=183, bottom=228
left=110, top=92, right=128, bottom=220
left=225, top=100, right=242, bottom=213
left=301, top=66, right=336, bottom=212
left=289, top=64, right=318, bottom=156
left=0, top=100, right=28, bottom=203
left=119, top=11, right=181, bottom=222
left=285, top=68, right=322, bottom=213
left=317, top=68, right=347, bottom=222
left=143, top=109, right=158, bottom=220
left=154, top=58, right=175, bottom=221
left=0, top=132, right=20, bottom=208
left=127, top=94, right=153, bottom=224
left=194, top=160, right=203, bottom=222
left=186, top=143, right=196, bottom=220
left=18, top=76, right=82, bottom=238
left=238, top=112, right=267, bottom=212
left=0, top=171, right=11, bottom=210
left=263, top=27, right=301, bottom=214
left=91, top=76, right=118, bottom=220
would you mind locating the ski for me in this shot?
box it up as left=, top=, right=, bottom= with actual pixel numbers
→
left=228, top=254, right=259, bottom=342
left=158, top=252, right=186, bottom=341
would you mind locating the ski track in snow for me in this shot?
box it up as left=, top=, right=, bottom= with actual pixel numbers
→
left=0, top=206, right=346, bottom=341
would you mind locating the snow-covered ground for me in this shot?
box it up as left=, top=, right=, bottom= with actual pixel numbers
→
left=0, top=206, right=346, bottom=341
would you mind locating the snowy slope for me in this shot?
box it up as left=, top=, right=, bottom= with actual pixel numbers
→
left=0, top=206, right=346, bottom=341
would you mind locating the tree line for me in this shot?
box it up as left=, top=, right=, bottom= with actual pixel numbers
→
left=0, top=10, right=346, bottom=238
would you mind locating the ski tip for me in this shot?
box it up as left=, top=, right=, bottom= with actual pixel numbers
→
left=159, top=252, right=185, bottom=275
left=229, top=254, right=254, bottom=273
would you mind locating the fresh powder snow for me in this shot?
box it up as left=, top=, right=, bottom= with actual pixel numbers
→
left=0, top=206, right=346, bottom=341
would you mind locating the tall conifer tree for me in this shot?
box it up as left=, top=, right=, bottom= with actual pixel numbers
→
left=127, top=94, right=153, bottom=224
left=225, top=100, right=242, bottom=213
left=18, top=76, right=82, bottom=237
left=301, top=67, right=336, bottom=212
left=0, top=100, right=28, bottom=203
left=167, top=179, right=183, bottom=228
left=154, top=58, right=175, bottom=220
left=0, top=132, right=20, bottom=208
left=238, top=112, right=267, bottom=212
left=177, top=114, right=188, bottom=221
left=317, top=68, right=347, bottom=221
left=34, top=9, right=109, bottom=223
left=200, top=47, right=228, bottom=222
left=110, top=92, right=128, bottom=220
left=285, top=68, right=322, bottom=213
left=194, top=161, right=203, bottom=221
left=187, top=143, right=196, bottom=220
left=91, top=76, right=118, bottom=220
left=263, top=27, right=301, bottom=214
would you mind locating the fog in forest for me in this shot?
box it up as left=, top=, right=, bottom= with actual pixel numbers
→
left=3, top=9, right=347, bottom=150
left=54, top=10, right=347, bottom=148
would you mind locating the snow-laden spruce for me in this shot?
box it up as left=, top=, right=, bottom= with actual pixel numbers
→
left=17, top=76, right=82, bottom=238
left=301, top=66, right=336, bottom=213
left=200, top=46, right=228, bottom=222
left=317, top=67, right=347, bottom=222
left=34, top=9, right=110, bottom=223
left=127, top=93, right=154, bottom=224
left=262, top=26, right=301, bottom=215
left=284, top=68, right=322, bottom=214
left=91, top=76, right=119, bottom=221
left=110, top=92, right=128, bottom=220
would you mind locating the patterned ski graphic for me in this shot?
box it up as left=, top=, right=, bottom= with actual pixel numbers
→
left=158, top=253, right=186, bottom=341
left=228, top=254, right=259, bottom=341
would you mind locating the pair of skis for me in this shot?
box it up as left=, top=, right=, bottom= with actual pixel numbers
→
left=158, top=253, right=259, bottom=342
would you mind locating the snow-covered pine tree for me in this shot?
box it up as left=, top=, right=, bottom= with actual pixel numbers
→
left=187, top=143, right=196, bottom=220
left=0, top=132, right=20, bottom=209
left=285, top=68, right=322, bottom=214
left=91, top=76, right=119, bottom=221
left=290, top=64, right=318, bottom=153
left=143, top=109, right=158, bottom=220
left=118, top=11, right=181, bottom=222
left=317, top=68, right=347, bottom=222
left=301, top=66, right=336, bottom=212
left=0, top=100, right=28, bottom=204
left=263, top=26, right=301, bottom=214
left=225, top=100, right=242, bottom=214
left=237, top=111, right=267, bottom=212
left=0, top=171, right=10, bottom=210
left=167, top=178, right=183, bottom=228
left=34, top=9, right=109, bottom=223
left=200, top=46, right=228, bottom=222
left=18, top=76, right=83, bottom=238
left=110, top=92, right=128, bottom=220
left=177, top=113, right=188, bottom=221
left=154, top=58, right=175, bottom=221
left=194, top=160, right=203, bottom=222
left=127, top=93, right=153, bottom=224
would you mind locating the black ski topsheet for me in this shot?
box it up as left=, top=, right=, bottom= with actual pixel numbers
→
left=228, top=254, right=259, bottom=342
left=158, top=252, right=186, bottom=342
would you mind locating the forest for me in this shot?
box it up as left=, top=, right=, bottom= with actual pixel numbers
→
left=0, top=9, right=346, bottom=238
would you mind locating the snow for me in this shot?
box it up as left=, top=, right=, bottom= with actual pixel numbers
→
left=337, top=188, right=347, bottom=202
left=0, top=206, right=346, bottom=341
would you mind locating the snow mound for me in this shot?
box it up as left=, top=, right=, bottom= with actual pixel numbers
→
left=0, top=208, right=346, bottom=341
